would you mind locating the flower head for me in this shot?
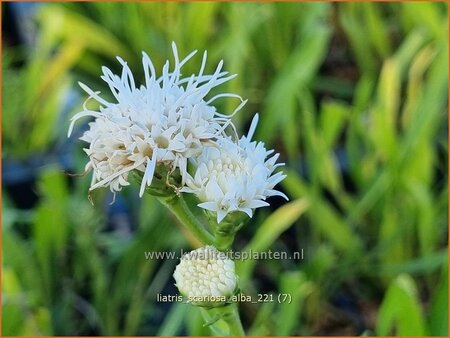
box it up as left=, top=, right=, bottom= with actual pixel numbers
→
left=69, top=42, right=245, bottom=197
left=173, top=246, right=237, bottom=306
left=183, top=114, right=288, bottom=223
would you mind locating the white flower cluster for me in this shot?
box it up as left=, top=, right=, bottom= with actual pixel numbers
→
left=182, top=114, right=287, bottom=223
left=70, top=43, right=286, bottom=222
left=69, top=42, right=243, bottom=197
left=173, top=246, right=237, bottom=304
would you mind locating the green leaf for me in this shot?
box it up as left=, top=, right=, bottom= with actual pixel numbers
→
left=371, top=58, right=400, bottom=162
left=237, top=199, right=309, bottom=286
left=376, top=249, right=447, bottom=276
left=310, top=197, right=362, bottom=253
left=362, top=3, right=392, bottom=58
left=157, top=302, right=188, bottom=336
left=401, top=2, right=447, bottom=40
left=258, top=5, right=332, bottom=154
left=2, top=268, right=27, bottom=335
left=319, top=101, right=349, bottom=148
left=282, top=170, right=362, bottom=254
left=376, top=274, right=427, bottom=336
left=185, top=2, right=220, bottom=48
left=276, top=271, right=313, bottom=335
left=339, top=3, right=377, bottom=75
left=248, top=302, right=276, bottom=336
left=428, top=259, right=448, bottom=335
left=38, top=5, right=132, bottom=60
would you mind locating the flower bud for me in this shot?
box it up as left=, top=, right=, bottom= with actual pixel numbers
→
left=173, top=246, right=238, bottom=307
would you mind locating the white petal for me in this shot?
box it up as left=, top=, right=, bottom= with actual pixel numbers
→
left=198, top=202, right=219, bottom=212
left=139, top=149, right=157, bottom=197
left=247, top=200, right=270, bottom=209
left=216, top=209, right=228, bottom=223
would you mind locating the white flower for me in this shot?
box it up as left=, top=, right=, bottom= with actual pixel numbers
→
left=68, top=42, right=246, bottom=197
left=182, top=114, right=288, bottom=223
left=173, top=246, right=237, bottom=305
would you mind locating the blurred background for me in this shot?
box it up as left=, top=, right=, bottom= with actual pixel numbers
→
left=2, top=1, right=448, bottom=336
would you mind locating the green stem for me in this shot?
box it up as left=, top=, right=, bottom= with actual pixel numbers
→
left=202, top=303, right=245, bottom=336
left=214, top=231, right=236, bottom=252
left=222, top=303, right=245, bottom=336
left=158, top=194, right=214, bottom=245
left=211, top=214, right=248, bottom=251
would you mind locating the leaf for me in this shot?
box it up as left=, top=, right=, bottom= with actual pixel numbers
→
left=157, top=302, right=188, bottom=336
left=2, top=268, right=27, bottom=335
left=428, top=259, right=448, bottom=335
left=320, top=101, right=349, bottom=148
left=36, top=168, right=70, bottom=255
left=257, top=4, right=332, bottom=153
left=276, top=271, right=313, bottom=335
left=282, top=170, right=363, bottom=254
left=362, top=3, right=392, bottom=58
left=185, top=2, right=220, bottom=48
left=339, top=3, right=377, bottom=75
left=376, top=274, right=427, bottom=336
left=401, top=2, right=447, bottom=40
left=371, top=58, right=400, bottom=162
left=237, top=199, right=309, bottom=286
left=248, top=302, right=275, bottom=336
left=38, top=5, right=132, bottom=60
left=376, top=249, right=447, bottom=276
left=310, top=197, right=362, bottom=253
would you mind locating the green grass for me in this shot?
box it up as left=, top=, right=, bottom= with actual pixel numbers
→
left=2, top=2, right=448, bottom=336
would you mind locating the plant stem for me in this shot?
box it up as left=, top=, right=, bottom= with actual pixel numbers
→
left=221, top=303, right=245, bottom=336
left=158, top=194, right=214, bottom=245
left=214, top=231, right=236, bottom=251
left=211, top=215, right=247, bottom=251
left=202, top=303, right=245, bottom=336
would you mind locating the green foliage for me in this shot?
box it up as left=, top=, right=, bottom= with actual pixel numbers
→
left=428, top=259, right=449, bottom=336
left=2, top=167, right=183, bottom=335
left=376, top=274, right=427, bottom=336
left=2, top=1, right=447, bottom=336
left=236, top=198, right=309, bottom=287
left=2, top=39, right=81, bottom=158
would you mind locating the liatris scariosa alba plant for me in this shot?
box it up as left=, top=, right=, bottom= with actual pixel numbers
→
left=69, top=42, right=287, bottom=336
